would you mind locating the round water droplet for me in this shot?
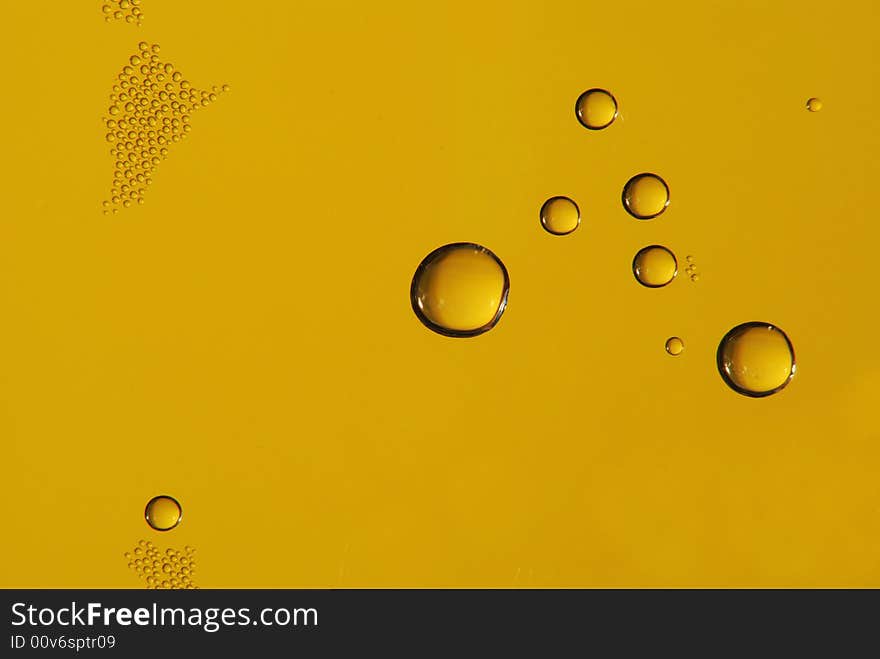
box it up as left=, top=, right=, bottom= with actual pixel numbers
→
left=716, top=322, right=795, bottom=397
left=690, top=273, right=700, bottom=282
left=686, top=255, right=694, bottom=263
left=632, top=245, right=677, bottom=288
left=806, top=97, right=823, bottom=112
left=144, top=495, right=182, bottom=531
left=665, top=337, right=684, bottom=356
left=411, top=243, right=510, bottom=338
left=622, top=173, right=670, bottom=219
left=575, top=88, right=618, bottom=130
left=540, top=196, right=580, bottom=235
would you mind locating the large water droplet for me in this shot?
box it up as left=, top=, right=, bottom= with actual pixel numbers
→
left=575, top=89, right=618, bottom=130
left=622, top=173, right=670, bottom=219
left=144, top=495, right=182, bottom=531
left=411, top=243, right=510, bottom=337
left=540, top=196, right=580, bottom=236
left=717, top=322, right=796, bottom=397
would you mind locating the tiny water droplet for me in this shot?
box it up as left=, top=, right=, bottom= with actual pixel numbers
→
left=665, top=337, right=684, bottom=356
left=806, top=97, right=823, bottom=112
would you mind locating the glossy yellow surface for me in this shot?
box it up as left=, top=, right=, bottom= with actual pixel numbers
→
left=1, top=1, right=879, bottom=588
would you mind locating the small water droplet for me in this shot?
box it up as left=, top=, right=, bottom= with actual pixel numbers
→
left=540, top=196, right=580, bottom=235
left=411, top=243, right=510, bottom=338
left=622, top=173, right=670, bottom=219
left=690, top=273, right=700, bottom=282
left=632, top=245, right=677, bottom=288
left=144, top=495, right=182, bottom=531
left=575, top=88, right=618, bottom=130
left=717, top=322, right=795, bottom=397
left=806, top=97, right=823, bottom=112
left=665, top=337, right=684, bottom=356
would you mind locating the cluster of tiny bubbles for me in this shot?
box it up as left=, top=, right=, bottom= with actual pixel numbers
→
left=622, top=173, right=670, bottom=219
left=665, top=337, right=684, bottom=356
left=102, top=42, right=228, bottom=214
left=125, top=541, right=198, bottom=589
left=540, top=196, right=580, bottom=236
left=806, top=97, right=823, bottom=112
left=716, top=322, right=796, bottom=397
left=101, top=0, right=143, bottom=26
left=632, top=245, right=677, bottom=288
left=575, top=89, right=618, bottom=130
left=145, top=494, right=182, bottom=531
left=684, top=254, right=700, bottom=282
left=410, top=243, right=510, bottom=338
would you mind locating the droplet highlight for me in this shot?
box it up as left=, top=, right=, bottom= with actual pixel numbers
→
left=540, top=196, right=580, bottom=236
left=411, top=243, right=510, bottom=338
left=575, top=88, right=618, bottom=130
left=665, top=337, right=684, bottom=356
left=632, top=245, right=677, bottom=288
left=144, top=495, right=182, bottom=531
left=622, top=173, right=670, bottom=219
left=716, top=322, right=796, bottom=397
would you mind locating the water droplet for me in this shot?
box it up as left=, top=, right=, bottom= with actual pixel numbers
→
left=144, top=495, right=182, bottom=531
left=686, top=255, right=694, bottom=263
left=665, top=337, right=684, bottom=356
left=806, top=97, right=823, bottom=112
left=411, top=243, right=510, bottom=337
left=622, top=173, right=670, bottom=219
left=575, top=88, right=618, bottom=130
left=717, top=322, right=796, bottom=397
left=540, top=196, right=580, bottom=235
left=690, top=273, right=700, bottom=282
left=632, top=245, right=677, bottom=288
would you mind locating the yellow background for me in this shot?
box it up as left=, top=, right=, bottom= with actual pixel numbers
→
left=1, top=1, right=878, bottom=587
